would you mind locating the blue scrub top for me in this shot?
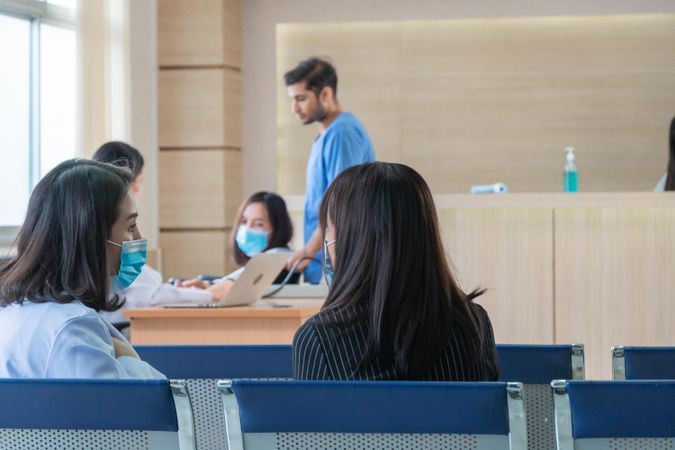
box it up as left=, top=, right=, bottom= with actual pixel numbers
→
left=304, top=112, right=375, bottom=283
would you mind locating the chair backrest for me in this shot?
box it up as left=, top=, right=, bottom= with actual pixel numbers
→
left=612, top=345, right=675, bottom=380
left=552, top=380, right=675, bottom=450
left=497, top=344, right=585, bottom=384
left=135, top=345, right=292, bottom=450
left=219, top=379, right=527, bottom=450
left=0, top=378, right=195, bottom=450
left=497, top=344, right=584, bottom=450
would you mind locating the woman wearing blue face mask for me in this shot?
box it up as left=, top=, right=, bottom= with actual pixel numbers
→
left=181, top=191, right=298, bottom=298
left=93, top=142, right=212, bottom=333
left=0, top=159, right=164, bottom=379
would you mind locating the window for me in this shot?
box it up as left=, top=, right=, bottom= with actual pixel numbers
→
left=0, top=14, right=31, bottom=229
left=0, top=0, right=77, bottom=238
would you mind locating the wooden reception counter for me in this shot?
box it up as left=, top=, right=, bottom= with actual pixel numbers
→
left=431, top=192, right=675, bottom=379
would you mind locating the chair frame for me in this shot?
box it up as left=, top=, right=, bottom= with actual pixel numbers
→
left=612, top=345, right=675, bottom=380
left=0, top=378, right=196, bottom=450
left=219, top=379, right=528, bottom=450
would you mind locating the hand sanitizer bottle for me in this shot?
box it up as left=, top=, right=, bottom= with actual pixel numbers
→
left=563, top=146, right=578, bottom=193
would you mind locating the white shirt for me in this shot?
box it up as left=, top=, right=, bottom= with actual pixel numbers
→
left=0, top=300, right=164, bottom=379
left=101, top=265, right=213, bottom=325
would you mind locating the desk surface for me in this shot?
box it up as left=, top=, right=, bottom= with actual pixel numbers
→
left=123, top=298, right=323, bottom=319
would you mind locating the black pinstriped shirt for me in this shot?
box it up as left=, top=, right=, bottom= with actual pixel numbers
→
left=292, top=301, right=499, bottom=381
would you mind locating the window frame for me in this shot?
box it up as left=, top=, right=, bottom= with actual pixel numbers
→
left=0, top=0, right=75, bottom=248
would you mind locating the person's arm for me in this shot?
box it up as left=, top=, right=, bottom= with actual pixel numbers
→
left=287, top=227, right=323, bottom=273
left=206, top=280, right=234, bottom=301
left=45, top=315, right=165, bottom=379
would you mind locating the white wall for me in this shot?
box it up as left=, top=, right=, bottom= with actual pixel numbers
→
left=241, top=0, right=675, bottom=195
left=78, top=0, right=158, bottom=247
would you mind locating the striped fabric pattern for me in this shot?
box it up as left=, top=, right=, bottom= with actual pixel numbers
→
left=293, top=301, right=499, bottom=381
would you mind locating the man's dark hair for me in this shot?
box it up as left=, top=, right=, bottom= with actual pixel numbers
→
left=284, top=57, right=338, bottom=98
left=92, top=141, right=145, bottom=180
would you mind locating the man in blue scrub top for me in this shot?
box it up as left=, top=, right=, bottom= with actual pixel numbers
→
left=284, top=57, right=375, bottom=283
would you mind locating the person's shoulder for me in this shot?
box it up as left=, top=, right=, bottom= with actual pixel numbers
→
left=293, top=314, right=321, bottom=347
left=467, top=300, right=492, bottom=322
left=328, top=112, right=364, bottom=132
left=6, top=300, right=107, bottom=347
left=52, top=301, right=109, bottom=332
left=321, top=113, right=367, bottom=142
left=22, top=299, right=96, bottom=322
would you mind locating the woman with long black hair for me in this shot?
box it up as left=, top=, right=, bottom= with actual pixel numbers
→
left=293, top=162, right=499, bottom=381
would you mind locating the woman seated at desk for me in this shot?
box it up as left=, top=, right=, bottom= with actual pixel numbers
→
left=0, top=159, right=163, bottom=379
left=293, top=162, right=499, bottom=381
left=93, top=142, right=297, bottom=315
left=180, top=191, right=299, bottom=299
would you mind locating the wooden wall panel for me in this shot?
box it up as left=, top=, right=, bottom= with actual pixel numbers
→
left=159, top=150, right=225, bottom=228
left=555, top=208, right=675, bottom=380
left=224, top=149, right=243, bottom=224
left=159, top=231, right=227, bottom=278
left=276, top=15, right=675, bottom=195
left=159, top=69, right=225, bottom=147
left=157, top=0, right=242, bottom=284
left=224, top=70, right=242, bottom=147
left=146, top=249, right=160, bottom=273
left=158, top=0, right=224, bottom=66
left=223, top=0, right=241, bottom=68
left=439, top=208, right=554, bottom=345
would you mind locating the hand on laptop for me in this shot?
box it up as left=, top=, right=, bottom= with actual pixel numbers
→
left=178, top=278, right=210, bottom=289
left=207, top=280, right=234, bottom=301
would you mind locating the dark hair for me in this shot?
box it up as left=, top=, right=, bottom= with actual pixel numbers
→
left=283, top=57, right=338, bottom=98
left=231, top=192, right=294, bottom=266
left=319, top=162, right=486, bottom=380
left=0, top=159, right=132, bottom=312
left=665, top=117, right=675, bottom=191
left=92, top=141, right=145, bottom=180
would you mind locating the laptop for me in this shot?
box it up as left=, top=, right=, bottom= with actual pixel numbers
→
left=164, top=252, right=291, bottom=308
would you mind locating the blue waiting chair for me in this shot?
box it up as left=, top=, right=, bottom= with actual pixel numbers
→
left=552, top=380, right=675, bottom=449
left=612, top=345, right=675, bottom=380
left=135, top=345, right=292, bottom=450
left=497, top=344, right=585, bottom=450
left=0, top=379, right=195, bottom=450
left=219, top=379, right=527, bottom=449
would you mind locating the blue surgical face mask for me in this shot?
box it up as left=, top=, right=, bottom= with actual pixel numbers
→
left=236, top=225, right=269, bottom=257
left=107, top=238, right=148, bottom=292
left=323, top=239, right=336, bottom=286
